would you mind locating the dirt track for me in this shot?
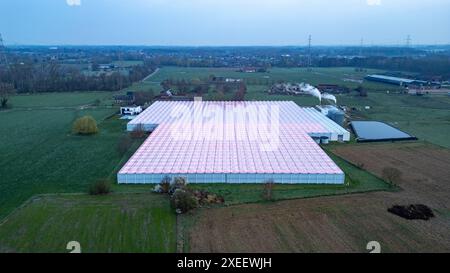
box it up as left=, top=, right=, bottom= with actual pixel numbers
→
left=186, top=142, right=450, bottom=253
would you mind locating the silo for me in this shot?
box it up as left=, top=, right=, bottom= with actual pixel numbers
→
left=327, top=108, right=345, bottom=126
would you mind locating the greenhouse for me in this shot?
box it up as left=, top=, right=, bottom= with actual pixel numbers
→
left=118, top=101, right=348, bottom=184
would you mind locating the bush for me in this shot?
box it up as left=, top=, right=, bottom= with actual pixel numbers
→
left=72, top=116, right=99, bottom=135
left=89, top=179, right=112, bottom=195
left=169, top=176, right=187, bottom=195
left=262, top=179, right=275, bottom=201
left=117, top=135, right=133, bottom=156
left=160, top=176, right=172, bottom=194
left=170, top=189, right=198, bottom=214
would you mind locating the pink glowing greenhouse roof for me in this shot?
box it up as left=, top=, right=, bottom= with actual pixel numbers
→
left=120, top=101, right=343, bottom=175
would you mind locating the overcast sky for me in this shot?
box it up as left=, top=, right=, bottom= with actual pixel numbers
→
left=1, top=0, right=449, bottom=46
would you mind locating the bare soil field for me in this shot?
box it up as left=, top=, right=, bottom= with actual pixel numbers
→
left=185, top=142, right=450, bottom=253
left=331, top=142, right=450, bottom=209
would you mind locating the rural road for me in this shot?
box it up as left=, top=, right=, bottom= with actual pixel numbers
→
left=142, top=68, right=160, bottom=82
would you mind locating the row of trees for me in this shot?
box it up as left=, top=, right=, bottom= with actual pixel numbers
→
left=317, top=55, right=450, bottom=80
left=160, top=76, right=247, bottom=100
left=0, top=61, right=156, bottom=93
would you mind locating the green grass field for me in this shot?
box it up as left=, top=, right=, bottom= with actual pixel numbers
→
left=338, top=93, right=450, bottom=148
left=0, top=92, right=135, bottom=219
left=128, top=66, right=402, bottom=92
left=8, top=92, right=114, bottom=108
left=0, top=193, right=176, bottom=253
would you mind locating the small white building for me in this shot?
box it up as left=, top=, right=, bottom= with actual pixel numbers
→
left=120, top=106, right=143, bottom=116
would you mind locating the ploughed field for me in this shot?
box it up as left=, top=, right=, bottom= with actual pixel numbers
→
left=331, top=142, right=450, bottom=209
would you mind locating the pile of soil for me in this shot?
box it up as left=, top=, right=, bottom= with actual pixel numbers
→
left=192, top=190, right=225, bottom=205
left=388, top=204, right=435, bottom=220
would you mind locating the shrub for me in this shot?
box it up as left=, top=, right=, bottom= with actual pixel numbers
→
left=89, top=179, right=112, bottom=195
left=262, top=179, right=275, bottom=201
left=117, top=135, right=133, bottom=156
left=169, top=176, right=187, bottom=195
left=72, top=116, right=99, bottom=135
left=160, top=176, right=172, bottom=194
left=170, top=189, right=198, bottom=214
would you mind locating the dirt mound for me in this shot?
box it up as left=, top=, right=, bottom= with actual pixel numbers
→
left=388, top=204, right=435, bottom=221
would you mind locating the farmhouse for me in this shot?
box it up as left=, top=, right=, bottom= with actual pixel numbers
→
left=120, top=106, right=142, bottom=116
left=118, top=101, right=350, bottom=184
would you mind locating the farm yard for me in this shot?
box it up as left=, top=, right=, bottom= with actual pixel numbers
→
left=183, top=142, right=450, bottom=253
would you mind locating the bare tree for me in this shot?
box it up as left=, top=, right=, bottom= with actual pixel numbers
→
left=382, top=167, right=402, bottom=187
left=0, top=82, right=14, bottom=109
left=262, top=179, right=275, bottom=201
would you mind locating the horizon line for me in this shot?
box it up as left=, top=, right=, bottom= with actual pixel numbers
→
left=5, top=43, right=450, bottom=48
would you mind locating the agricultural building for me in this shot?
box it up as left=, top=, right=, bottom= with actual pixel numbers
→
left=118, top=101, right=350, bottom=184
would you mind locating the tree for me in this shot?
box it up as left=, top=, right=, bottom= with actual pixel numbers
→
left=170, top=189, right=198, bottom=214
left=233, top=82, right=247, bottom=101
left=72, top=116, right=99, bottom=135
left=0, top=82, right=14, bottom=109
left=262, top=179, right=275, bottom=201
left=134, top=91, right=154, bottom=105
left=382, top=167, right=402, bottom=187
left=355, top=85, right=368, bottom=97
left=160, top=176, right=172, bottom=194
